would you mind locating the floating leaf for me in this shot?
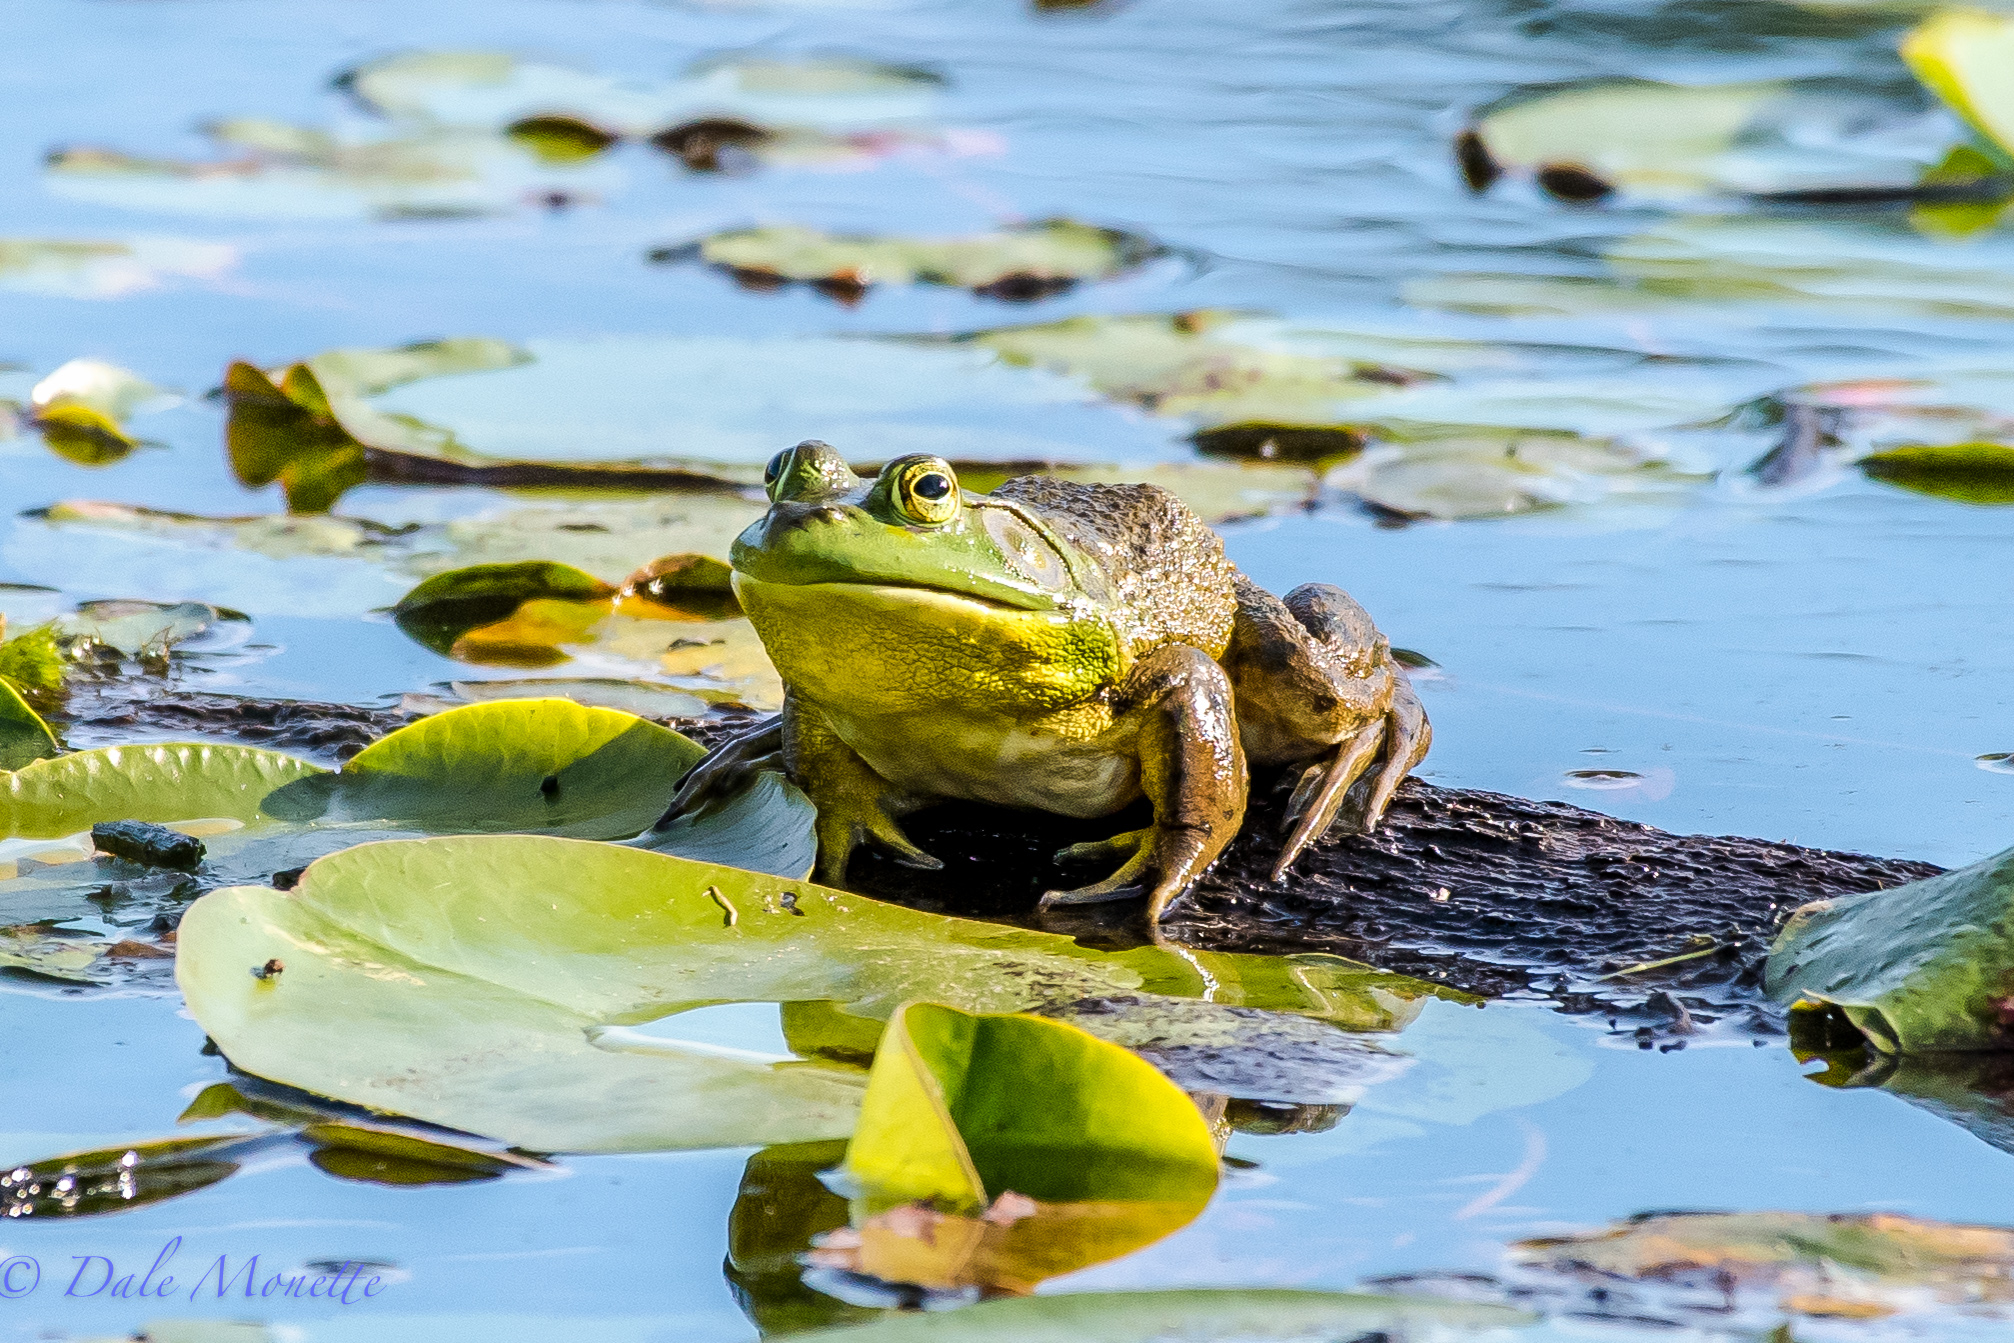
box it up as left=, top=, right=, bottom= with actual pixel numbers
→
left=1463, top=79, right=1951, bottom=204
left=222, top=353, right=754, bottom=512
left=1332, top=431, right=1701, bottom=520
left=263, top=699, right=702, bottom=841
left=0, top=744, right=323, bottom=839
left=843, top=1002, right=1220, bottom=1214
left=1861, top=441, right=2014, bottom=502
left=61, top=599, right=244, bottom=657
left=45, top=122, right=605, bottom=222
left=1767, top=844, right=2014, bottom=1052
left=392, top=560, right=618, bottom=654
left=822, top=1002, right=1218, bottom=1292
left=0, top=621, right=65, bottom=709
left=342, top=50, right=944, bottom=136
left=0, top=679, right=59, bottom=772
left=676, top=220, right=1160, bottom=301
left=783, top=1289, right=1528, bottom=1341
left=176, top=834, right=1431, bottom=1152
left=0, top=237, right=235, bottom=299
left=1903, top=10, right=2014, bottom=160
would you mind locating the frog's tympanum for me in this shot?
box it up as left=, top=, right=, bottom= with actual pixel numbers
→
left=667, top=440, right=1429, bottom=923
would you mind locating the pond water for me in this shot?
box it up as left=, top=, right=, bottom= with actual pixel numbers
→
left=3, top=0, right=2013, bottom=1338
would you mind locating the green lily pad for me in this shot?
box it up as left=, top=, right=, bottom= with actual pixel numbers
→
left=0, top=620, right=65, bottom=709
left=45, top=122, right=605, bottom=222
left=62, top=599, right=245, bottom=657
left=0, top=678, right=60, bottom=771
left=1861, top=441, right=2014, bottom=502
left=0, top=237, right=235, bottom=299
left=1767, top=844, right=2014, bottom=1052
left=392, top=560, right=619, bottom=654
left=262, top=699, right=702, bottom=841
left=1463, top=78, right=1952, bottom=204
left=678, top=220, right=1160, bottom=300
left=0, top=744, right=323, bottom=839
left=175, top=833, right=1439, bottom=1152
left=844, top=1001, right=1220, bottom=1214
left=342, top=50, right=943, bottom=137
left=783, top=1289, right=1528, bottom=1341
left=1903, top=10, right=2014, bottom=160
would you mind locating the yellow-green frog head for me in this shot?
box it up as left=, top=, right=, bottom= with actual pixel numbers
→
left=728, top=440, right=1122, bottom=715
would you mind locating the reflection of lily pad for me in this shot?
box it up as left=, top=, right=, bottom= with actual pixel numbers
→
left=1768, top=844, right=2014, bottom=1053
left=176, top=834, right=1431, bottom=1152
left=675, top=220, right=1160, bottom=301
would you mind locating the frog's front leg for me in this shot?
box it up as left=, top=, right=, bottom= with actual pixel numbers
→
left=786, top=695, right=943, bottom=883
left=1222, top=576, right=1431, bottom=880
left=1040, top=644, right=1248, bottom=923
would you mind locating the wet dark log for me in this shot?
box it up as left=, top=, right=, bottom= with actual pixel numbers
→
left=57, top=692, right=1940, bottom=1023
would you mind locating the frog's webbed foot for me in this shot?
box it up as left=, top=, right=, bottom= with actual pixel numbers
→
left=656, top=714, right=784, bottom=827
left=1271, top=675, right=1431, bottom=880
left=813, top=794, right=943, bottom=886
left=1038, top=645, right=1246, bottom=925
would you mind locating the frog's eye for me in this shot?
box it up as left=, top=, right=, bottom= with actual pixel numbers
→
left=762, top=449, right=792, bottom=499
left=891, top=457, right=960, bottom=525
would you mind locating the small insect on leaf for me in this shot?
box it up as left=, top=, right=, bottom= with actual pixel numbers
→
left=252, top=958, right=284, bottom=982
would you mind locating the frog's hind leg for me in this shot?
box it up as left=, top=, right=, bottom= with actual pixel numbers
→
left=1040, top=644, right=1247, bottom=922
left=1222, top=577, right=1431, bottom=881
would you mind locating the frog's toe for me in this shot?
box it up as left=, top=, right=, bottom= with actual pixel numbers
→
left=1272, top=722, right=1387, bottom=883
left=1054, top=829, right=1148, bottom=867
left=1040, top=844, right=1154, bottom=907
left=656, top=716, right=784, bottom=826
left=1338, top=678, right=1432, bottom=835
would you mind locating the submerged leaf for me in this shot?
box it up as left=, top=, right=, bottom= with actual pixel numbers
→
left=1767, top=844, right=2014, bottom=1052
left=783, top=1289, right=1527, bottom=1341
left=0, top=621, right=66, bottom=708
left=176, top=834, right=1431, bottom=1152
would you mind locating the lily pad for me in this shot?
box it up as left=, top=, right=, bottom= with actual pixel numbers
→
left=676, top=220, right=1160, bottom=301
left=783, top=1289, right=1528, bottom=1341
left=263, top=698, right=702, bottom=840
left=0, top=237, right=235, bottom=299
left=843, top=1001, right=1220, bottom=1214
left=1462, top=78, right=1959, bottom=204
left=1767, top=844, right=2014, bottom=1052
left=175, top=833, right=1437, bottom=1152
left=342, top=50, right=944, bottom=137
left=1903, top=10, right=2014, bottom=160
left=0, top=744, right=323, bottom=839
left=45, top=123, right=607, bottom=222
left=1861, top=441, right=2014, bottom=502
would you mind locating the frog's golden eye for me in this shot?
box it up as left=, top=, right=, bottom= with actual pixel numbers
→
left=893, top=458, right=960, bottom=525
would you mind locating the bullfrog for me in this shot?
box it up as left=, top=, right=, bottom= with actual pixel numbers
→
left=665, top=439, right=1430, bottom=923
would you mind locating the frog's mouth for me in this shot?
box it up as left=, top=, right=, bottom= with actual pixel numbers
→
left=730, top=570, right=1058, bottom=615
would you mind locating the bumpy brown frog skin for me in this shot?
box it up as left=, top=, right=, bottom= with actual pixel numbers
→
left=664, top=440, right=1430, bottom=924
